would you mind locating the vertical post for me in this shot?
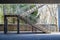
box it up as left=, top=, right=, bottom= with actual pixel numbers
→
left=32, top=26, right=33, bottom=32
left=17, top=16, right=19, bottom=34
left=35, top=28, right=37, bottom=33
left=4, top=15, right=7, bottom=34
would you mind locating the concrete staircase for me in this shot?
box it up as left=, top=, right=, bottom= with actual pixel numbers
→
left=19, top=5, right=57, bottom=33
left=19, top=16, right=57, bottom=33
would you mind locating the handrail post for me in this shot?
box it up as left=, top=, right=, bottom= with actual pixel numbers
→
left=32, top=26, right=33, bottom=32
left=17, top=16, right=20, bottom=34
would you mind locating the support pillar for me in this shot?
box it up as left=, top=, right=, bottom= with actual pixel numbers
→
left=4, top=15, right=7, bottom=34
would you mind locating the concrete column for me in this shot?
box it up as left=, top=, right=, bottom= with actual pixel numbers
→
left=58, top=5, right=60, bottom=31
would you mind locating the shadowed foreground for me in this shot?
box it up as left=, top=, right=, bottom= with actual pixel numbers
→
left=0, top=34, right=60, bottom=40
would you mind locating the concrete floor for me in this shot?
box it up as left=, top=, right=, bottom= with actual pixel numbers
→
left=0, top=34, right=60, bottom=40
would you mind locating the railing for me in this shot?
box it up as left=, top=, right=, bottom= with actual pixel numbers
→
left=0, top=24, right=57, bottom=33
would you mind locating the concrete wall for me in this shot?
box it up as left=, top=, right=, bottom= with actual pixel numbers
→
left=58, top=5, right=60, bottom=31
